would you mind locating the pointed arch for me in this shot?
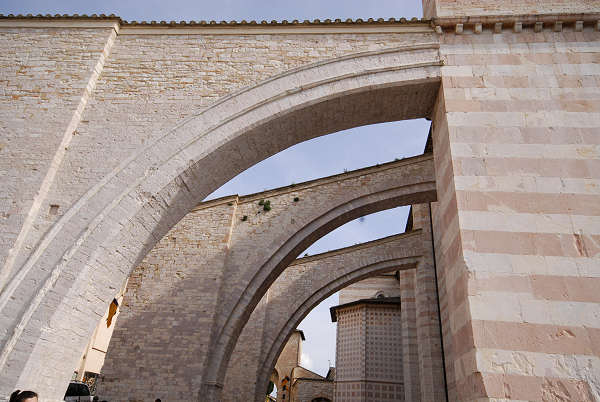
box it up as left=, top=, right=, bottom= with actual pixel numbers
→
left=0, top=45, right=441, bottom=399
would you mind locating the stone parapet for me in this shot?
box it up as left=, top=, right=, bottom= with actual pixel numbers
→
left=423, top=0, right=597, bottom=19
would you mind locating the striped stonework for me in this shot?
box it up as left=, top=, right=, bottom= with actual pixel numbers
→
left=433, top=21, right=600, bottom=402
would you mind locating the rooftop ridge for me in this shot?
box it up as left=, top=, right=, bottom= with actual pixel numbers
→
left=191, top=154, right=434, bottom=213
left=192, top=195, right=239, bottom=212
left=0, top=13, right=430, bottom=26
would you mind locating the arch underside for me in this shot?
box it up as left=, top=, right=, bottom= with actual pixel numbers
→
left=203, top=166, right=436, bottom=395
left=245, top=231, right=423, bottom=401
left=0, top=46, right=441, bottom=400
left=99, top=154, right=436, bottom=401
left=222, top=231, right=422, bottom=401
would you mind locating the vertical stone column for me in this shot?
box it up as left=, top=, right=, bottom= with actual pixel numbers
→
left=431, top=17, right=600, bottom=401
left=412, top=204, right=446, bottom=401
left=429, top=86, right=462, bottom=401
left=399, top=267, right=421, bottom=401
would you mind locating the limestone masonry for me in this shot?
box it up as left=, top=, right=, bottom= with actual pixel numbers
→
left=0, top=0, right=599, bottom=400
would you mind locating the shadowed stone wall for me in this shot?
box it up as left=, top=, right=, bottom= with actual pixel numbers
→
left=399, top=268, right=420, bottom=402
left=273, top=331, right=303, bottom=402
left=239, top=232, right=422, bottom=402
left=97, top=157, right=434, bottom=402
left=291, top=377, right=334, bottom=402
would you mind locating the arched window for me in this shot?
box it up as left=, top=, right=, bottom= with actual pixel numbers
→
left=311, top=398, right=331, bottom=402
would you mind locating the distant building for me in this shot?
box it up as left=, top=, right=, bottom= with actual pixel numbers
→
left=272, top=330, right=334, bottom=402
left=331, top=296, right=403, bottom=402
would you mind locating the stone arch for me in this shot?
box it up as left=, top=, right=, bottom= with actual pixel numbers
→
left=223, top=231, right=419, bottom=400
left=246, top=232, right=422, bottom=401
left=100, top=155, right=435, bottom=401
left=0, top=45, right=441, bottom=399
left=201, top=159, right=435, bottom=400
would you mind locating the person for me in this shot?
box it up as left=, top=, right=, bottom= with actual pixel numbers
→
left=9, top=390, right=38, bottom=402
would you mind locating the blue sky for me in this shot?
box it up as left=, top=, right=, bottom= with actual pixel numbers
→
left=2, top=0, right=423, bottom=21
left=230, top=121, right=428, bottom=378
left=2, top=0, right=428, bottom=382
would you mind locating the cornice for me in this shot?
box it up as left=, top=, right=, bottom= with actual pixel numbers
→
left=0, top=13, right=432, bottom=34
left=330, top=296, right=402, bottom=322
left=5, top=12, right=599, bottom=35
left=118, top=24, right=432, bottom=35
left=432, top=12, right=600, bottom=34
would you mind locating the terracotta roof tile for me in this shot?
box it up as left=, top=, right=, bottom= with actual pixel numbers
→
left=0, top=13, right=430, bottom=26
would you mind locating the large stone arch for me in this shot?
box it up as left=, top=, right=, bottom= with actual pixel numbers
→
left=0, top=45, right=441, bottom=399
left=222, top=231, right=423, bottom=401
left=199, top=159, right=436, bottom=400
left=97, top=155, right=436, bottom=401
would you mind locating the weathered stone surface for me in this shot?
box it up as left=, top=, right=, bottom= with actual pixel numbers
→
left=339, top=273, right=401, bottom=305
left=0, top=24, right=118, bottom=289
left=399, top=268, right=421, bottom=402
left=412, top=203, right=446, bottom=402
left=1, top=2, right=600, bottom=400
left=98, top=155, right=434, bottom=402
left=291, top=376, right=334, bottom=402
left=97, top=198, right=238, bottom=401
left=0, top=20, right=441, bottom=399
left=432, top=11, right=600, bottom=401
left=423, top=0, right=596, bottom=18
left=249, top=231, right=422, bottom=402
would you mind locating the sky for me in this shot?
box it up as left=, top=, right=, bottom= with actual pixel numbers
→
left=2, top=0, right=423, bottom=21
left=207, top=121, right=428, bottom=378
left=1, top=0, right=428, bottom=382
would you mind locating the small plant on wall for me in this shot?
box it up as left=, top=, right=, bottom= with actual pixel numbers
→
left=258, top=199, right=271, bottom=212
